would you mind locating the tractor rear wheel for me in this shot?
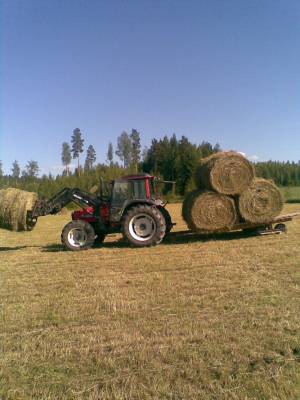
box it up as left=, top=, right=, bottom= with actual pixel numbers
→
left=122, top=205, right=166, bottom=247
left=160, top=207, right=173, bottom=234
left=61, top=220, right=95, bottom=251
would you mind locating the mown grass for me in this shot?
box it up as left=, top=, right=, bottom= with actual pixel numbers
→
left=280, top=186, right=300, bottom=203
left=0, top=204, right=300, bottom=399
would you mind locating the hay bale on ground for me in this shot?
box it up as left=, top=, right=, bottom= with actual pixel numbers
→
left=0, top=188, right=38, bottom=231
left=238, top=179, right=283, bottom=224
left=182, top=190, right=238, bottom=232
left=194, top=151, right=255, bottom=195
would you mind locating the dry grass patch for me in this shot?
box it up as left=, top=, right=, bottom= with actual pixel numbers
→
left=0, top=204, right=300, bottom=399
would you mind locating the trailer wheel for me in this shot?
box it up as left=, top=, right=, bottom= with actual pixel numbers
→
left=122, top=205, right=166, bottom=247
left=61, top=220, right=95, bottom=251
left=274, top=223, right=287, bottom=233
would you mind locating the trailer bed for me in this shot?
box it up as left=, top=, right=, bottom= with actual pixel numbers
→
left=231, top=212, right=299, bottom=231
left=171, top=212, right=299, bottom=238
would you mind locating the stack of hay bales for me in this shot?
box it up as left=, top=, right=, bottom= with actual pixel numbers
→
left=0, top=188, right=38, bottom=231
left=182, top=152, right=283, bottom=232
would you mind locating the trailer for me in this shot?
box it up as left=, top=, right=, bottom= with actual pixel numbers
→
left=168, top=212, right=299, bottom=239
left=232, top=212, right=299, bottom=235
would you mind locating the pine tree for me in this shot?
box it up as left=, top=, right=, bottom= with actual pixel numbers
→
left=130, top=129, right=141, bottom=172
left=61, top=142, right=72, bottom=175
left=71, top=128, right=84, bottom=175
left=11, top=160, right=20, bottom=178
left=107, top=142, right=114, bottom=166
left=84, top=145, right=97, bottom=171
left=199, top=141, right=214, bottom=158
left=175, top=136, right=198, bottom=195
left=0, top=161, right=3, bottom=177
left=25, top=160, right=39, bottom=178
left=116, top=131, right=132, bottom=168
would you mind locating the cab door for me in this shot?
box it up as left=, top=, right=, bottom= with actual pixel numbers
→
left=110, top=181, right=133, bottom=222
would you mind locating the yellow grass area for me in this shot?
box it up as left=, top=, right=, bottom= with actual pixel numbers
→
left=0, top=204, right=300, bottom=399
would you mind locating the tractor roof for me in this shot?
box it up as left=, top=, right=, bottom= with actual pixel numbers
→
left=119, top=173, right=154, bottom=181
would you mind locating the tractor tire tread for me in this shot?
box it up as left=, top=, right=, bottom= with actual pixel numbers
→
left=61, top=220, right=95, bottom=251
left=122, top=205, right=166, bottom=247
left=159, top=207, right=173, bottom=234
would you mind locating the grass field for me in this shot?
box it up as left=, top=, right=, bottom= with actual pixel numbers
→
left=280, top=186, right=300, bottom=203
left=1, top=203, right=300, bottom=400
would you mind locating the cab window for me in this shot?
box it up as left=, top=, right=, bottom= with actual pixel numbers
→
left=132, top=179, right=147, bottom=199
left=111, top=181, right=132, bottom=205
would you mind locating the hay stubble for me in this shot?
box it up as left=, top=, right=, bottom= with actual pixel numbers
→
left=0, top=204, right=300, bottom=399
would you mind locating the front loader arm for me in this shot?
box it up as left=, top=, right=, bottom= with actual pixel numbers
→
left=27, top=188, right=100, bottom=227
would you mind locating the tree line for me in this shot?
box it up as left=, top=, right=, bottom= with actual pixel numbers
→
left=0, top=129, right=300, bottom=199
left=61, top=128, right=141, bottom=175
left=255, top=161, right=300, bottom=187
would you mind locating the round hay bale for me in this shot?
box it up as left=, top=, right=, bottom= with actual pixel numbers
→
left=194, top=151, right=255, bottom=195
left=238, top=179, right=283, bottom=224
left=182, top=190, right=238, bottom=232
left=0, top=188, right=38, bottom=231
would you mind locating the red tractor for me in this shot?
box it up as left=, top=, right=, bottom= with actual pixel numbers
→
left=27, top=174, right=174, bottom=250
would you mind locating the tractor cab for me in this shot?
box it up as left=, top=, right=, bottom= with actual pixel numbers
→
left=105, top=174, right=164, bottom=222
left=110, top=174, right=158, bottom=203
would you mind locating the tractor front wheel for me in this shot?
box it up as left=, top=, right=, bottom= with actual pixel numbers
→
left=122, top=205, right=166, bottom=247
left=61, top=220, right=95, bottom=251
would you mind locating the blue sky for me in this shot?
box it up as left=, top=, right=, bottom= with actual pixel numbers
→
left=1, top=0, right=300, bottom=175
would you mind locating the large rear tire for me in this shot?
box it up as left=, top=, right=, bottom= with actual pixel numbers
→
left=122, top=205, right=166, bottom=247
left=160, top=207, right=173, bottom=234
left=61, top=220, right=95, bottom=251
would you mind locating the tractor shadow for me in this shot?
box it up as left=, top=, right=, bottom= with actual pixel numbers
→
left=0, top=246, right=28, bottom=252
left=42, top=239, right=128, bottom=252
left=41, top=230, right=256, bottom=252
left=163, top=229, right=258, bottom=245
left=42, top=243, right=66, bottom=252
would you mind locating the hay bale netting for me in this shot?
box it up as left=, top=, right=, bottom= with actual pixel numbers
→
left=0, top=188, right=38, bottom=231
left=238, top=179, right=284, bottom=224
left=194, top=151, right=255, bottom=195
left=182, top=190, right=238, bottom=232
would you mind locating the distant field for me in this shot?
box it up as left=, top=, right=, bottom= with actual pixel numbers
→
left=0, top=204, right=300, bottom=399
left=280, top=186, right=300, bottom=203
